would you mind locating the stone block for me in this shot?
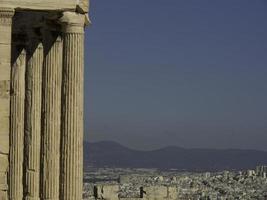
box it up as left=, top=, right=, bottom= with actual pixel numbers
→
left=0, top=27, right=12, bottom=44
left=0, top=115, right=9, bottom=133
left=168, top=186, right=178, bottom=199
left=97, top=185, right=119, bottom=200
left=0, top=172, right=7, bottom=190
left=143, top=186, right=168, bottom=200
left=0, top=97, right=9, bottom=155
left=0, top=114, right=9, bottom=139
left=0, top=80, right=9, bottom=98
left=0, top=99, right=9, bottom=115
left=0, top=62, right=10, bottom=81
left=0, top=191, right=8, bottom=200
left=0, top=155, right=8, bottom=173
left=0, top=45, right=11, bottom=63
left=0, top=134, right=9, bottom=154
left=77, top=0, right=89, bottom=13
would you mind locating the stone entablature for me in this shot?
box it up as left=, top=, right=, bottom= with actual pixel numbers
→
left=0, top=0, right=89, bottom=13
left=0, top=1, right=89, bottom=199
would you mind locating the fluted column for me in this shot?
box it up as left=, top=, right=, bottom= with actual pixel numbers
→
left=59, top=12, right=85, bottom=200
left=9, top=40, right=26, bottom=200
left=41, top=31, right=62, bottom=200
left=24, top=38, right=43, bottom=200
left=0, top=8, right=14, bottom=200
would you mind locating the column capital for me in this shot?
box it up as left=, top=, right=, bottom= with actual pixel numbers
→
left=0, top=8, right=15, bottom=26
left=59, top=11, right=89, bottom=34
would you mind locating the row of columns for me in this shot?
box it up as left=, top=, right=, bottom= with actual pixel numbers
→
left=2, top=10, right=86, bottom=200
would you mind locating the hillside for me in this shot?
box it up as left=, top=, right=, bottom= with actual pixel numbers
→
left=84, top=141, right=267, bottom=171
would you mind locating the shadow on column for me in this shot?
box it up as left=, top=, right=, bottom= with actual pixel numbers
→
left=9, top=10, right=62, bottom=200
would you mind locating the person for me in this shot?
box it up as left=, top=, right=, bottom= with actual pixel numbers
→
left=93, top=186, right=98, bottom=199
left=140, top=187, right=146, bottom=198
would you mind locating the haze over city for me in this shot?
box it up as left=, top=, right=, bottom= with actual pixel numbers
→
left=84, top=0, right=267, bottom=151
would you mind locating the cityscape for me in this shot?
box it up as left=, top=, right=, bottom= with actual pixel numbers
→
left=83, top=166, right=267, bottom=200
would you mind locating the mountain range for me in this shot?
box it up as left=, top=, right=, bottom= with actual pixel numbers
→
left=84, top=141, right=267, bottom=171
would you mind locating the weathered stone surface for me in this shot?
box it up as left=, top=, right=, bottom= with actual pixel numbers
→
left=0, top=158, right=8, bottom=200
left=0, top=81, right=9, bottom=98
left=0, top=6, right=87, bottom=199
left=0, top=99, right=9, bottom=116
left=0, top=191, right=8, bottom=200
left=0, top=99, right=9, bottom=157
left=0, top=155, right=8, bottom=173
left=9, top=47, right=26, bottom=200
left=0, top=28, right=12, bottom=44
left=24, top=42, right=43, bottom=200
left=143, top=186, right=168, bottom=200
left=0, top=172, right=7, bottom=189
left=0, top=62, right=10, bottom=80
left=167, top=186, right=178, bottom=200
left=0, top=0, right=89, bottom=13
left=0, top=45, right=11, bottom=62
left=0, top=134, right=9, bottom=154
left=96, top=185, right=120, bottom=200
left=60, top=12, right=85, bottom=199
left=77, top=0, right=89, bottom=14
left=41, top=33, right=62, bottom=200
left=0, top=0, right=76, bottom=11
left=0, top=8, right=14, bottom=200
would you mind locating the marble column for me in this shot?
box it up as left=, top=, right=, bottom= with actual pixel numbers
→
left=59, top=12, right=85, bottom=200
left=0, top=8, right=14, bottom=200
left=41, top=31, right=62, bottom=200
left=24, top=36, right=43, bottom=200
left=9, top=38, right=26, bottom=199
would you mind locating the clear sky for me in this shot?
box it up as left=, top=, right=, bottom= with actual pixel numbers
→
left=84, top=0, right=267, bottom=151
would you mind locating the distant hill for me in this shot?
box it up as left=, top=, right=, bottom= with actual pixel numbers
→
left=84, top=141, right=267, bottom=171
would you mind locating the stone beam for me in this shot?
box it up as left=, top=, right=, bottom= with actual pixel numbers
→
left=0, top=0, right=89, bottom=13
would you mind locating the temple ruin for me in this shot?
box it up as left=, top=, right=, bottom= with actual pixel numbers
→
left=0, top=1, right=89, bottom=199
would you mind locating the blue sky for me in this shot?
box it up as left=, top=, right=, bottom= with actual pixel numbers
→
left=84, top=0, right=267, bottom=151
